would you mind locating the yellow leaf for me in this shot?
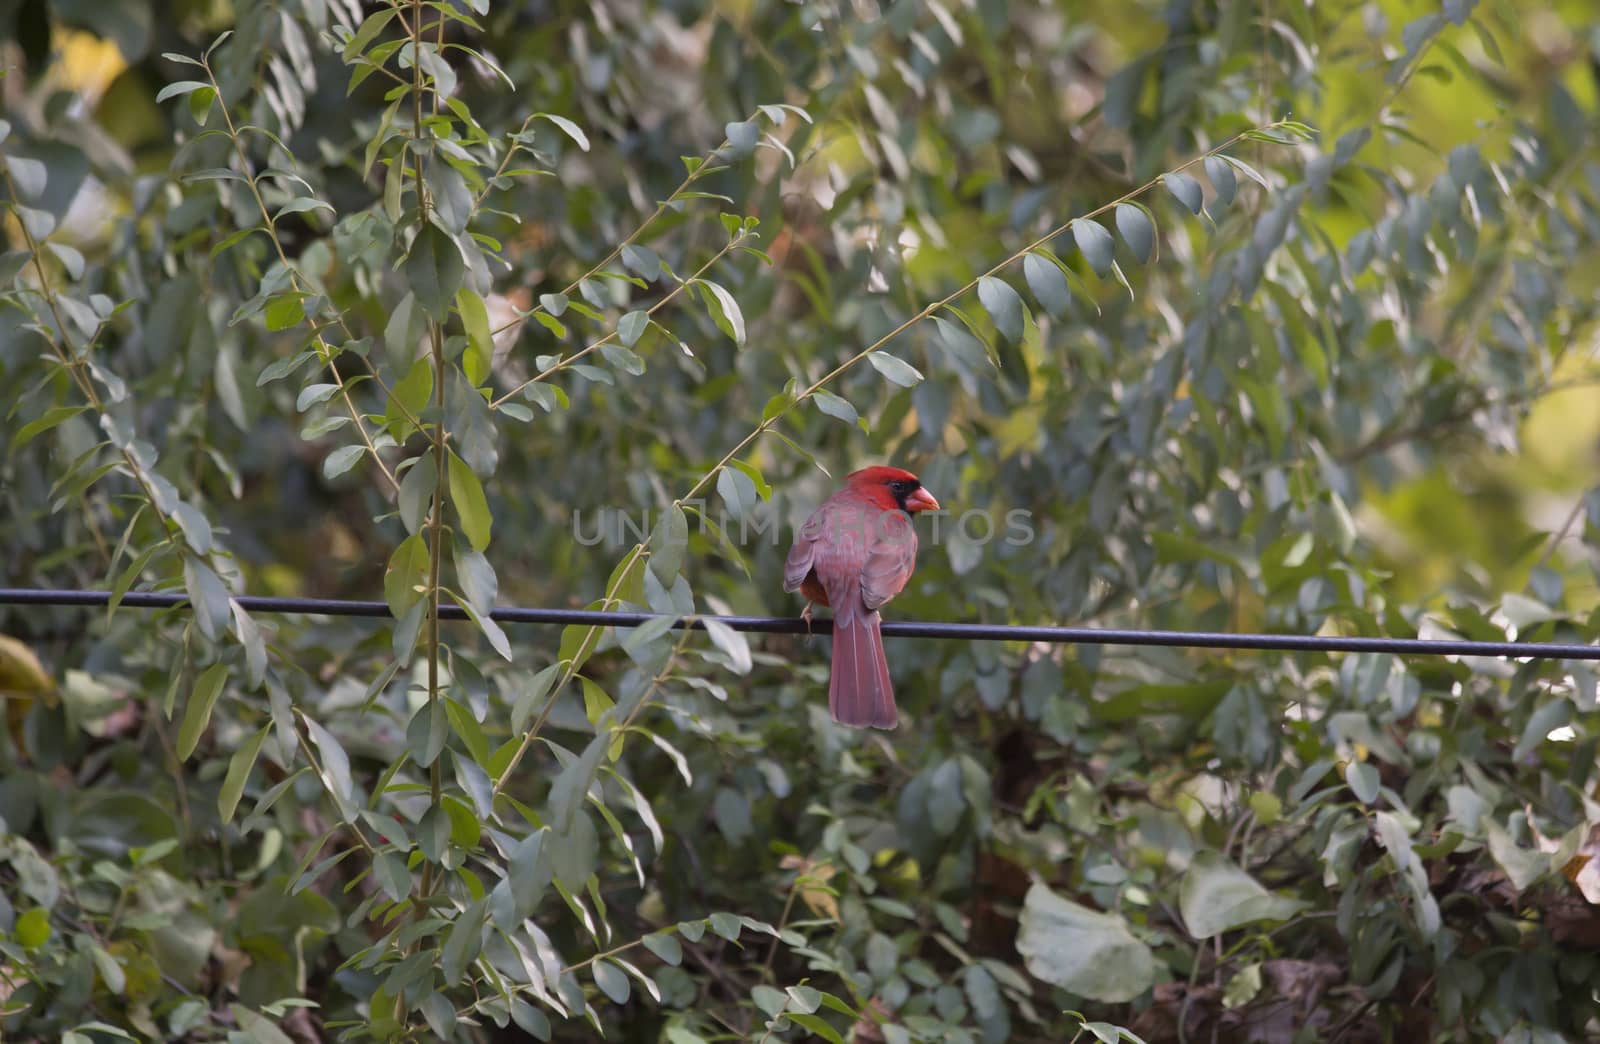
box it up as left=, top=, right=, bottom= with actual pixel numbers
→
left=780, top=854, right=840, bottom=921
left=0, top=635, right=53, bottom=697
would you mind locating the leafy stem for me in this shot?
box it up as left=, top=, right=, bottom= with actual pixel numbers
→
left=0, top=162, right=183, bottom=553
left=407, top=0, right=448, bottom=908
left=199, top=57, right=401, bottom=492
left=754, top=994, right=793, bottom=1044
left=490, top=230, right=751, bottom=407
left=485, top=126, right=744, bottom=340
left=675, top=121, right=1305, bottom=508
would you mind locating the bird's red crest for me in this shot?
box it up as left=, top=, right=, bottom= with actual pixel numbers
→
left=846, top=465, right=920, bottom=487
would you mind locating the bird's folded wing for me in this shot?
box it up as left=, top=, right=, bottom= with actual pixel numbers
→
left=783, top=506, right=830, bottom=592
left=860, top=513, right=917, bottom=610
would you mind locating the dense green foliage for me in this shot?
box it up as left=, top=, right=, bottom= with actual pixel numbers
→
left=5, top=0, right=1600, bottom=1040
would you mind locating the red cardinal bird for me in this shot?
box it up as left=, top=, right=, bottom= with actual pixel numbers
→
left=784, top=466, right=939, bottom=729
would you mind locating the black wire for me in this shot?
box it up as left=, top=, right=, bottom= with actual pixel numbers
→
left=3, top=587, right=1597, bottom=661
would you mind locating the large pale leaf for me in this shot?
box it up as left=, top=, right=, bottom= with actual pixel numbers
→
left=1016, top=883, right=1156, bottom=1003
left=1179, top=851, right=1309, bottom=938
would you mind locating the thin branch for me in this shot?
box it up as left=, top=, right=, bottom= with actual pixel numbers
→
left=201, top=61, right=400, bottom=492
left=490, top=231, right=749, bottom=408
left=485, top=127, right=742, bottom=340
left=0, top=162, right=184, bottom=552
left=1534, top=497, right=1587, bottom=572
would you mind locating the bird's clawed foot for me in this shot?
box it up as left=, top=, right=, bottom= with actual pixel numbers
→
left=801, top=602, right=815, bottom=640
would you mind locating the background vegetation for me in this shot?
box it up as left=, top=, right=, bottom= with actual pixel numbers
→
left=5, top=0, right=1600, bottom=1040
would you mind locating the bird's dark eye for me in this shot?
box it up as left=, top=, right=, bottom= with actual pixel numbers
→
left=889, top=480, right=909, bottom=494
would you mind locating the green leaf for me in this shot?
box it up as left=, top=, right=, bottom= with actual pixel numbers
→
left=724, top=120, right=760, bottom=155
left=1178, top=851, right=1310, bottom=938
left=457, top=288, right=493, bottom=385
left=752, top=984, right=787, bottom=1015
left=618, top=310, right=649, bottom=347
left=533, top=311, right=568, bottom=339
left=787, top=986, right=822, bottom=1015
left=258, top=350, right=315, bottom=386
left=407, top=700, right=447, bottom=768
left=700, top=280, right=746, bottom=345
left=1162, top=172, right=1204, bottom=214
left=275, top=196, right=333, bottom=218
left=88, top=947, right=124, bottom=992
left=230, top=601, right=267, bottom=690
left=977, top=275, right=1025, bottom=342
left=405, top=222, right=465, bottom=319
left=177, top=663, right=230, bottom=761
left=219, top=725, right=269, bottom=823
left=383, top=155, right=405, bottom=222
left=386, top=354, right=432, bottom=440
left=448, top=450, right=493, bottom=551
left=934, top=314, right=993, bottom=369
left=15, top=907, right=50, bottom=949
left=1072, top=219, right=1115, bottom=276
left=384, top=533, right=429, bottom=617
left=1484, top=817, right=1549, bottom=892
left=510, top=999, right=551, bottom=1039
left=511, top=663, right=561, bottom=735
left=342, top=7, right=398, bottom=59
left=507, top=827, right=553, bottom=920
left=417, top=804, right=450, bottom=863
left=13, top=405, right=91, bottom=451
left=1345, top=761, right=1380, bottom=804
left=927, top=758, right=967, bottom=836
left=1114, top=203, right=1155, bottom=263
left=1221, top=154, right=1271, bottom=189
left=868, top=352, right=923, bottom=387
left=398, top=451, right=437, bottom=535
left=322, top=444, right=364, bottom=480
left=712, top=787, right=752, bottom=842
left=709, top=911, right=742, bottom=941
left=441, top=897, right=488, bottom=986
left=704, top=614, right=752, bottom=672
left=372, top=851, right=410, bottom=904
left=599, top=341, right=645, bottom=375
left=1513, top=698, right=1571, bottom=761
left=582, top=671, right=627, bottom=731
left=649, top=503, right=689, bottom=586
left=384, top=291, right=420, bottom=362
left=716, top=466, right=759, bottom=522
left=453, top=544, right=498, bottom=618
left=1016, top=883, right=1156, bottom=1003
left=172, top=500, right=213, bottom=553
left=536, top=112, right=590, bottom=151
left=182, top=556, right=231, bottom=641
left=46, top=241, right=84, bottom=279
left=786, top=1014, right=843, bottom=1043
left=642, top=932, right=682, bottom=966
left=6, top=155, right=46, bottom=199
left=621, top=244, right=661, bottom=280
left=1204, top=155, right=1237, bottom=207
left=1023, top=252, right=1071, bottom=318
left=593, top=960, right=630, bottom=1004
left=263, top=294, right=304, bottom=332
left=812, top=391, right=858, bottom=427
left=548, top=732, right=607, bottom=835
left=155, top=79, right=211, bottom=102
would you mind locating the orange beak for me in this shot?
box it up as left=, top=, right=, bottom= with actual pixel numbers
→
left=905, top=487, right=940, bottom=513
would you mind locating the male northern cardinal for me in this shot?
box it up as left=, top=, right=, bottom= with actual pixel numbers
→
left=784, top=466, right=939, bottom=729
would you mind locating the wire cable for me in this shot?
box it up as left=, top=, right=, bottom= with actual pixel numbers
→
left=2, top=587, right=1596, bottom=660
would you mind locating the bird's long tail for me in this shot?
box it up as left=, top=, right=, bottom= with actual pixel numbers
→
left=829, top=609, right=897, bottom=729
